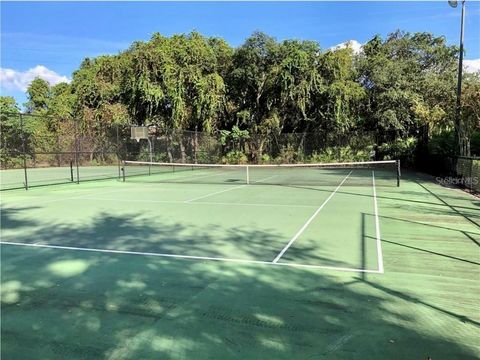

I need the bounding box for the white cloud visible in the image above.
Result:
[464,59,480,74]
[0,65,70,91]
[329,40,363,54]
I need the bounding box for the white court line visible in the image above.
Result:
[372,171,384,273]
[77,197,317,209]
[162,170,231,183]
[0,241,381,273]
[4,170,229,205]
[184,184,247,203]
[184,174,279,203]
[272,171,352,263]
[9,188,130,206]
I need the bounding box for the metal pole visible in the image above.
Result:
[20,114,28,190]
[116,124,121,179]
[396,160,401,187]
[75,120,80,184]
[455,0,466,156]
[148,138,153,175]
[148,138,153,163]
[194,127,198,164]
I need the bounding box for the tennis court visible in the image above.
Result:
[1,163,479,359]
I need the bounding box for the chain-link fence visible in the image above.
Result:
[454,156,480,193]
[0,113,122,190]
[1,112,379,190]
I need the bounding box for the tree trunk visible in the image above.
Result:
[179,134,186,163]
[167,134,173,163]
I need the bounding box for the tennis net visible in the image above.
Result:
[121,160,400,187]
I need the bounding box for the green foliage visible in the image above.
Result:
[219,126,249,153]
[4,30,479,167]
[275,144,302,164]
[25,78,51,114]
[310,146,373,163]
[378,137,418,166]
[196,150,221,164]
[460,73,480,155]
[358,31,457,141]
[428,131,455,156]
[470,132,480,156]
[260,154,271,164]
[221,150,248,164]
[0,100,23,168]
[0,96,20,114]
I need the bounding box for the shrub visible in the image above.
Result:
[309,145,374,163]
[275,145,301,164]
[471,131,480,156]
[378,137,417,166]
[260,154,271,164]
[428,131,455,156]
[221,150,248,164]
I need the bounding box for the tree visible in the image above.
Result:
[228,32,283,161]
[0,96,20,114]
[25,78,51,114]
[358,31,458,144]
[0,97,26,167]
[4,30,478,165]
[316,47,365,140]
[460,73,480,155]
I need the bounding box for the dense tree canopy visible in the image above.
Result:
[2,30,479,164]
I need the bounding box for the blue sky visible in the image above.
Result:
[1,1,479,107]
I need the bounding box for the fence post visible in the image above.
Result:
[116,124,121,179]
[20,114,28,190]
[74,119,80,184]
[469,157,474,190]
[56,131,61,167]
[397,160,401,187]
[194,128,198,164]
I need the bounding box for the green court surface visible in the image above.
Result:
[1,169,479,359]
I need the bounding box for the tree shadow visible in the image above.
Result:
[0,206,41,229]
[2,211,479,359]
[372,236,480,266]
[415,180,480,230]
[279,183,480,213]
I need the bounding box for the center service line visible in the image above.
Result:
[272,171,352,263]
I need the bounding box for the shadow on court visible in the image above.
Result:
[1,211,479,359]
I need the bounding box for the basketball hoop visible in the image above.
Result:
[131,126,149,141]
[130,125,153,163]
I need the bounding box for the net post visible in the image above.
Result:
[396,160,401,187]
[70,160,74,182]
[246,165,250,185]
[121,161,126,182]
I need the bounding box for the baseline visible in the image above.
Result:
[0,241,382,274]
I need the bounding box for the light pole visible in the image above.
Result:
[449,0,467,156]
